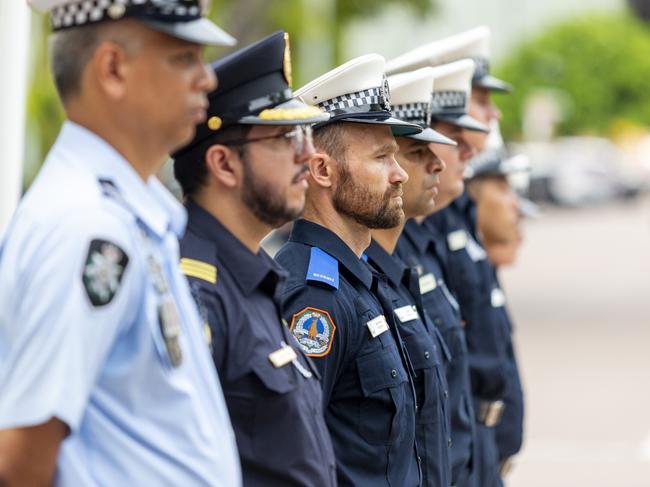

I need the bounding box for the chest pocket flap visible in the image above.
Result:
[251,358,297,395]
[357,348,407,395]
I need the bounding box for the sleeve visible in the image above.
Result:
[0,208,141,432]
[281,283,352,405]
[185,277,228,373]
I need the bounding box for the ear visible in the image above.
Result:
[205,144,241,189]
[92,41,130,101]
[307,152,334,189]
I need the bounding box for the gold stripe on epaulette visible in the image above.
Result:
[180,258,217,284]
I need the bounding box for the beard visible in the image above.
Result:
[241,153,304,228]
[332,161,404,229]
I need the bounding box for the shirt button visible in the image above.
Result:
[417,455,422,464]
[391,369,397,378]
[424,351,430,360]
[434,318,442,325]
[444,390,449,399]
[448,438,453,447]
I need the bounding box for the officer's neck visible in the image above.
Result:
[302,203,370,258]
[67,105,168,181]
[194,191,268,254]
[371,219,406,255]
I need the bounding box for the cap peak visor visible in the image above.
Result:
[141,17,236,46]
[315,112,421,137]
[474,74,512,93]
[408,127,456,146]
[434,113,489,133]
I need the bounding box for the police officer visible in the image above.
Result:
[366,68,457,487]
[465,124,529,479]
[0,2,240,486]
[388,53,494,487]
[171,31,337,487]
[275,54,424,487]
[422,27,526,481]
[465,124,531,267]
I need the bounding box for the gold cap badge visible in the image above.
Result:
[207,116,222,131]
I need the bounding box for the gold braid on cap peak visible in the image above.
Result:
[258,106,324,121]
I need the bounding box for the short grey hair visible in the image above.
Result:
[49,21,141,103]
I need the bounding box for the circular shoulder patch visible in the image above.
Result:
[290,307,336,357]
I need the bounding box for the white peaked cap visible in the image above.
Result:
[386,68,456,145]
[386,26,490,75]
[387,67,436,106]
[429,59,475,93]
[295,54,386,106]
[429,60,488,133]
[294,54,421,136]
[386,26,511,92]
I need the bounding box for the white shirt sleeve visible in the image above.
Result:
[0,207,142,432]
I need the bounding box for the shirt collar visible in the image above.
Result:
[289,219,373,290]
[58,121,186,238]
[365,239,407,289]
[186,199,285,297]
[402,218,436,254]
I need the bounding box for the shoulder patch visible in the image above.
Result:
[306,247,339,289]
[290,307,336,357]
[180,258,217,284]
[82,239,129,307]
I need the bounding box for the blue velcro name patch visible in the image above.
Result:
[306,247,339,289]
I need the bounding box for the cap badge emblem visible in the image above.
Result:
[207,116,222,131]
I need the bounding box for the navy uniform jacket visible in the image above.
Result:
[396,218,476,485]
[276,219,420,487]
[427,193,524,461]
[365,240,451,487]
[180,202,337,487]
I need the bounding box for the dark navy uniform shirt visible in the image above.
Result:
[396,218,476,485]
[180,202,337,487]
[365,239,452,487]
[426,193,524,461]
[276,219,420,487]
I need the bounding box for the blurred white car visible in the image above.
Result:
[510,137,649,206]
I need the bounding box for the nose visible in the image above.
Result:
[458,138,477,162]
[199,63,217,93]
[391,156,409,185]
[296,132,315,164]
[427,144,447,173]
[490,102,502,122]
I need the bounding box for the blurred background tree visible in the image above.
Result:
[25,0,435,190]
[496,13,650,141]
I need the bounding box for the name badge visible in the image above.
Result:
[419,273,437,294]
[491,288,506,308]
[394,305,419,323]
[367,315,389,338]
[447,230,467,251]
[466,235,487,262]
[268,345,298,368]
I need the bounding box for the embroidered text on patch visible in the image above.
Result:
[290,307,336,357]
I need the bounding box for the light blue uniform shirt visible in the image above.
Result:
[0,122,241,487]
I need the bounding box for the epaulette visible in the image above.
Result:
[98,178,131,211]
[305,247,339,289]
[179,235,218,285]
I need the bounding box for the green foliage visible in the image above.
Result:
[496,13,650,140]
